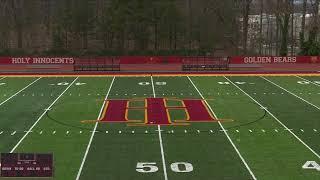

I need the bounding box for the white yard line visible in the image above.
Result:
[76,76,115,180]
[187,76,257,180]
[295,75,320,87]
[261,76,320,111]
[0,77,42,107]
[0,77,6,81]
[10,77,79,153]
[151,75,168,180]
[224,76,320,159]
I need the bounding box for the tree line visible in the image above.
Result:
[0,0,319,56]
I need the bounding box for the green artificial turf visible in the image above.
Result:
[0,75,320,180]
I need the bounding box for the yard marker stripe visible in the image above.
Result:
[0,77,6,81]
[188,76,257,180]
[10,77,79,153]
[296,76,320,87]
[0,77,41,107]
[261,76,320,111]
[76,76,116,180]
[224,76,320,159]
[151,75,168,180]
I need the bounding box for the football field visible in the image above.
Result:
[0,74,320,180]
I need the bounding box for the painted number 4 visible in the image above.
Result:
[302,161,320,171]
[136,162,193,173]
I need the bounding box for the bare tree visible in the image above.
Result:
[300,0,307,43]
[242,0,253,54]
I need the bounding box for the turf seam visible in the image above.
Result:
[10,77,79,153]
[75,76,116,180]
[151,75,169,180]
[0,77,42,107]
[188,76,257,180]
[224,76,320,159]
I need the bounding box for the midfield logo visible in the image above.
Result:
[83,98,222,126]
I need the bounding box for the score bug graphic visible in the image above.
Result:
[83,98,224,126]
[0,153,53,178]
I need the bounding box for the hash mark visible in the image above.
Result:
[52,131,56,134]
[11,131,16,136]
[314,129,318,132]
[105,131,108,134]
[261,129,266,132]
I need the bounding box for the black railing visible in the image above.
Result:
[182,56,230,71]
[74,57,120,71]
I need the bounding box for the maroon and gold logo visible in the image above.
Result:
[310,56,319,64]
[83,98,223,126]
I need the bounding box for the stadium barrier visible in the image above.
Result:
[0,57,74,72]
[0,56,319,73]
[229,56,320,72]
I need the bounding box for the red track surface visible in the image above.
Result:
[0,70,319,76]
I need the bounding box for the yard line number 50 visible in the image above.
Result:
[136,162,193,173]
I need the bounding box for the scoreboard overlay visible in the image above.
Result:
[0,153,53,178]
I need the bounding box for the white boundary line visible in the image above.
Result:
[224,76,320,159]
[0,76,6,81]
[10,77,79,152]
[76,76,116,180]
[151,75,168,180]
[187,76,257,180]
[295,75,320,87]
[0,77,42,107]
[261,76,320,110]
